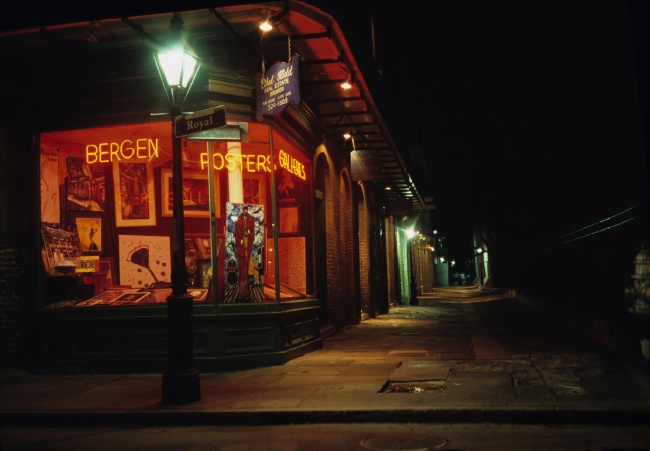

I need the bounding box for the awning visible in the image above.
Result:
[0,0,434,212]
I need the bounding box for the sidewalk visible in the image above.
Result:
[2,288,650,427]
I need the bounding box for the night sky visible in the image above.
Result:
[323,1,650,263]
[3,1,649,265]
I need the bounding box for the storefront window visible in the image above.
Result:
[39,121,313,308]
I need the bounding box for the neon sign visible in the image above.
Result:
[85,138,160,164]
[278,150,306,180]
[199,149,306,180]
[83,136,307,181]
[200,152,271,173]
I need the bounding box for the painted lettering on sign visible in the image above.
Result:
[255,54,301,121]
[185,115,215,132]
[85,138,160,164]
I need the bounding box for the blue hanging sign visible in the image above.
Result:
[255,54,301,122]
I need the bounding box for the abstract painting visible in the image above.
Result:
[118,235,170,289]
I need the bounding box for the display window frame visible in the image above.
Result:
[38,121,314,308]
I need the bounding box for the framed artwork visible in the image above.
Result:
[188,287,209,302]
[70,212,102,255]
[98,257,116,286]
[75,255,99,273]
[112,161,156,227]
[65,156,106,212]
[118,235,170,289]
[41,222,83,273]
[223,202,265,303]
[243,173,266,205]
[276,168,298,205]
[161,167,220,218]
[187,234,215,260]
[279,206,299,234]
[113,292,151,303]
[40,145,60,223]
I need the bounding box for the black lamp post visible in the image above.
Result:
[153,12,201,405]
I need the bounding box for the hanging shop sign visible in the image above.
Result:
[351,150,382,181]
[255,54,301,122]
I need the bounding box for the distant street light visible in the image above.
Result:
[405,228,418,306]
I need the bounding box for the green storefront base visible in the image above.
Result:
[27,299,322,374]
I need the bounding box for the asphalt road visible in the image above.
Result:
[2,423,650,450]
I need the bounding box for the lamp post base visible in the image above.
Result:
[162,293,200,405]
[162,369,200,405]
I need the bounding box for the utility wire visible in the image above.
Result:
[504,205,639,261]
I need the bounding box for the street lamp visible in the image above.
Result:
[153,12,201,405]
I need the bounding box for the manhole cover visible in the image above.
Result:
[361,435,448,450]
[381,380,447,393]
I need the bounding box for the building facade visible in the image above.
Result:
[0,1,432,373]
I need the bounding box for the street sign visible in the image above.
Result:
[186,122,248,142]
[174,107,226,138]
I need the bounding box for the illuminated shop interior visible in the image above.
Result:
[40,120,313,308]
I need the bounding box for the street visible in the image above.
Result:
[2,423,650,450]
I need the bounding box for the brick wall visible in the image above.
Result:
[0,130,36,368]
[338,172,356,326]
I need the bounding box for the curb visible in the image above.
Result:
[4,407,650,427]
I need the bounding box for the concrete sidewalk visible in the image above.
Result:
[2,289,650,427]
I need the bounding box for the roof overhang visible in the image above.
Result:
[0,0,432,212]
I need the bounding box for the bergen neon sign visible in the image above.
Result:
[199,149,306,180]
[85,138,160,164]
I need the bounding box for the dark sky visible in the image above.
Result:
[3,1,649,263]
[324,1,650,260]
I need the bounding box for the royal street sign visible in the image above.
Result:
[174,106,227,138]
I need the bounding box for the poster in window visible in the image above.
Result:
[71,213,102,255]
[40,145,60,223]
[112,161,156,227]
[223,202,265,303]
[242,174,266,206]
[279,206,299,234]
[66,156,105,212]
[276,168,297,205]
[41,222,83,273]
